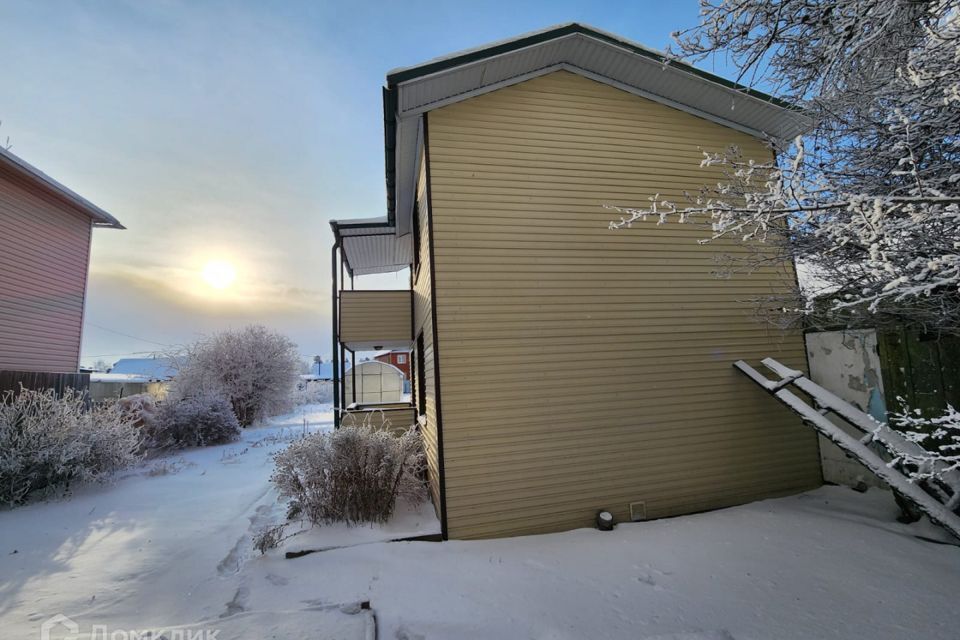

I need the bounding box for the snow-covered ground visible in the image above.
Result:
[1,403,959,639]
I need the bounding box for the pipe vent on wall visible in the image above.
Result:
[629,501,647,522]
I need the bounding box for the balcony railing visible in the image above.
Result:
[338,290,412,351]
[341,402,417,435]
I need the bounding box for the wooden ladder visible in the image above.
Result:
[734,357,960,541]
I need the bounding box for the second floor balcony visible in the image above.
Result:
[338,289,412,351]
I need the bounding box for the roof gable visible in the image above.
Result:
[0,146,124,229]
[384,23,807,237]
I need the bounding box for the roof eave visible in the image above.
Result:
[0,146,124,229]
[381,23,808,236]
[387,23,797,111]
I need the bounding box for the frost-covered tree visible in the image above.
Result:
[170,325,300,426]
[878,403,960,485]
[610,0,960,335]
[0,119,11,150]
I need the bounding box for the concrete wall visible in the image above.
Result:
[805,329,887,488]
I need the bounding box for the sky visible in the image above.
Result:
[0,0,729,368]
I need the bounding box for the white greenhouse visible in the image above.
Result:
[343,360,405,405]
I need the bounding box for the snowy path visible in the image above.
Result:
[0,403,411,639]
[2,403,960,639]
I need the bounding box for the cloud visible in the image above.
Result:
[89,262,327,315]
[82,266,331,366]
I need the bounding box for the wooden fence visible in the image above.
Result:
[0,370,91,399]
[877,329,960,417]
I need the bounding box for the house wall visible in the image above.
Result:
[411,153,444,515]
[426,71,822,539]
[0,163,93,373]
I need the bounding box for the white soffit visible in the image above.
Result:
[332,219,412,276]
[389,29,809,239]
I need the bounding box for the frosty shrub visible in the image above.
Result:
[116,393,162,443]
[253,523,288,554]
[271,422,426,525]
[0,388,142,506]
[150,393,242,449]
[170,325,300,426]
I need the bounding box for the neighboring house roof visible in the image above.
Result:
[110,356,178,380]
[0,146,124,229]
[332,23,808,276]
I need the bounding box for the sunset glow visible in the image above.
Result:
[201,260,236,290]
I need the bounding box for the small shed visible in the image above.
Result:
[89,372,167,402]
[343,360,404,404]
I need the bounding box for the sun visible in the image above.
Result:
[201,260,236,290]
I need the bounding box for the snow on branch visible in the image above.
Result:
[611,0,960,335]
[874,403,960,486]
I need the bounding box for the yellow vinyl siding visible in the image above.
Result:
[338,290,411,348]
[412,154,442,513]
[427,70,820,539]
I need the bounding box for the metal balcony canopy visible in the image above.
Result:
[331,217,412,276]
[383,22,810,237]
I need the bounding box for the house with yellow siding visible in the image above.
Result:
[330,24,822,540]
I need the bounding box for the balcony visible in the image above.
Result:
[341,402,417,435]
[338,290,412,351]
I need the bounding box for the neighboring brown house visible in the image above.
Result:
[375,350,411,379]
[0,146,123,373]
[330,24,821,540]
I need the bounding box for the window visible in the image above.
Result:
[415,333,426,415]
[397,354,407,364]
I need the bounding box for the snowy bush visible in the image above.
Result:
[169,325,300,426]
[117,393,161,436]
[148,393,242,449]
[0,388,142,506]
[271,420,426,526]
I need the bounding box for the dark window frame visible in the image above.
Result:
[415,332,426,416]
[412,197,422,277]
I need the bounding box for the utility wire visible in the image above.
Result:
[82,349,163,359]
[86,322,172,347]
